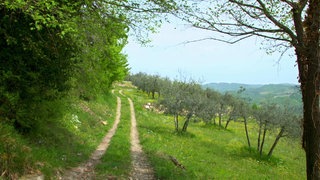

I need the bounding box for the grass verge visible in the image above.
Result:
[95,90,131,179]
[0,92,117,179]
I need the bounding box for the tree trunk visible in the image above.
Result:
[219,104,223,127]
[260,124,267,157]
[152,91,155,99]
[174,114,179,132]
[182,113,192,132]
[257,122,262,151]
[267,127,285,158]
[244,116,251,148]
[224,116,232,129]
[296,2,320,179]
[219,112,222,127]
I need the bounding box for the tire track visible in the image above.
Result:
[128,98,155,180]
[61,96,122,180]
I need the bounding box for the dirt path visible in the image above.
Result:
[60,91,154,179]
[61,96,122,180]
[128,98,155,180]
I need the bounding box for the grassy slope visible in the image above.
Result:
[31,94,118,177]
[123,85,306,179]
[0,93,117,178]
[1,84,306,179]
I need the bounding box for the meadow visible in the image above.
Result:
[121,84,306,179]
[0,83,306,179]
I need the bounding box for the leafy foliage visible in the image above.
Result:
[129,72,302,155]
[0,4,77,132]
[124,83,306,179]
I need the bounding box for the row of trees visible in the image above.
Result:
[126,1,319,177]
[158,1,319,178]
[128,72,301,158]
[0,1,130,133]
[0,0,173,133]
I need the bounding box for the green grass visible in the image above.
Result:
[95,91,131,179]
[0,92,117,178]
[123,86,306,179]
[31,93,117,177]
[1,83,306,179]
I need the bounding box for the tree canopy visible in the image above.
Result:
[161,1,319,178]
[0,0,170,132]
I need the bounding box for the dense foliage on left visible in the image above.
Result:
[0,0,129,178]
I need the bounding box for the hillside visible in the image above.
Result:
[203,82,302,105]
[203,82,264,92]
[122,83,306,179]
[1,83,306,179]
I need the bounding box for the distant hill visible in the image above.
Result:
[203,82,302,106]
[203,83,263,92]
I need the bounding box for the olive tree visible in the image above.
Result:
[167,1,319,178]
[195,88,220,125]
[267,105,302,157]
[159,79,203,132]
[159,80,185,131]
[253,103,301,157]
[253,103,279,156]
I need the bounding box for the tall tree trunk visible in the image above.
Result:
[260,124,267,157]
[267,127,285,158]
[296,1,320,179]
[244,116,251,148]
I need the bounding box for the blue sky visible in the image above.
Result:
[124,22,299,85]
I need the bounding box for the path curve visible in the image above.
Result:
[61,96,122,180]
[128,98,155,180]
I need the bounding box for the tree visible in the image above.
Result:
[253,103,301,157]
[233,98,252,148]
[223,93,238,129]
[158,78,204,132]
[169,1,319,178]
[213,90,225,127]
[0,1,81,132]
[267,105,302,157]
[180,81,203,132]
[195,88,220,125]
[159,80,185,132]
[73,3,129,100]
[252,103,279,156]
[1,0,167,131]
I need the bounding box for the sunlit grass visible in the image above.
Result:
[124,87,306,179]
[2,83,305,179]
[95,92,131,179]
[32,93,117,177]
[0,92,117,178]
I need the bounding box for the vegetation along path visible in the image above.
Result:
[61,96,122,179]
[61,90,154,179]
[128,97,155,179]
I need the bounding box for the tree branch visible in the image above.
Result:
[256,0,297,41]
